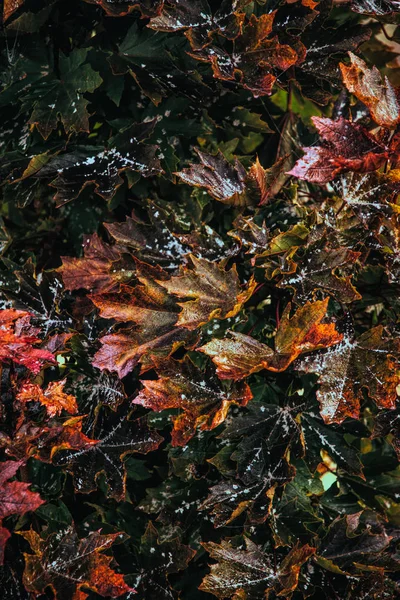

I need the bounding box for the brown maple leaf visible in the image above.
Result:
[158,255,256,330]
[91,260,195,377]
[340,53,400,128]
[20,525,132,600]
[59,233,135,293]
[200,298,342,379]
[17,380,78,418]
[133,357,252,446]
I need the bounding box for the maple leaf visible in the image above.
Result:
[20,525,132,600]
[331,171,400,226]
[17,380,78,418]
[221,397,305,486]
[200,298,342,379]
[0,309,55,373]
[200,538,315,599]
[288,117,391,184]
[38,121,163,206]
[191,12,300,97]
[133,356,252,446]
[91,261,195,377]
[158,255,256,330]
[0,460,44,565]
[278,242,362,303]
[317,512,391,574]
[149,0,246,50]
[175,149,248,206]
[28,49,102,140]
[340,52,400,128]
[52,409,162,500]
[59,233,135,293]
[299,326,400,423]
[104,204,188,270]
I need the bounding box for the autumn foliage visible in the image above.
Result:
[1,0,400,599]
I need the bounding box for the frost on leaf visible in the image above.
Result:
[0,460,44,564]
[190,12,299,97]
[158,255,256,330]
[278,242,361,303]
[200,298,342,379]
[176,149,248,206]
[0,309,55,373]
[17,379,78,417]
[299,326,400,423]
[20,525,132,600]
[133,356,252,446]
[331,171,400,226]
[134,521,195,598]
[288,117,391,184]
[200,538,315,599]
[340,52,400,128]
[38,121,163,206]
[28,49,103,140]
[51,409,162,500]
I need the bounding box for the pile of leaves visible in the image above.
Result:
[2,0,400,598]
